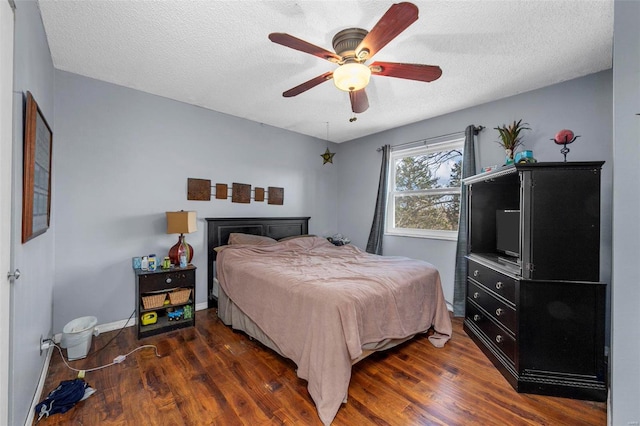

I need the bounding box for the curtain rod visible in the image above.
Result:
[377,125,484,152]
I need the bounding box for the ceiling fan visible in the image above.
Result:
[269,2,442,114]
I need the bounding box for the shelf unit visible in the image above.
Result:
[135,265,196,339]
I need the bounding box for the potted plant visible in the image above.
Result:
[494,119,530,164]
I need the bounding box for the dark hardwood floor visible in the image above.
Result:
[37,309,606,425]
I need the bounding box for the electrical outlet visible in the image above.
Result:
[40,335,52,355]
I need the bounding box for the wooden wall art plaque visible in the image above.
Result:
[268,187,284,205]
[232,183,251,203]
[187,178,211,201]
[187,178,284,206]
[215,183,228,200]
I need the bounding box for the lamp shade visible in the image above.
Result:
[333,62,371,92]
[166,211,197,234]
[166,211,197,266]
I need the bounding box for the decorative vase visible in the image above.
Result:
[505,148,514,165]
[168,234,193,267]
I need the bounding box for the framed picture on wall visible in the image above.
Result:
[22,91,53,243]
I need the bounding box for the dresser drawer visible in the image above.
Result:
[466,302,516,363]
[139,269,195,293]
[468,259,516,303]
[468,280,516,333]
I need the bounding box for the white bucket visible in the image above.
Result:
[61,316,98,360]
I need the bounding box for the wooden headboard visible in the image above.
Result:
[205,217,310,308]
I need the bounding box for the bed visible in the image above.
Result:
[206,217,452,425]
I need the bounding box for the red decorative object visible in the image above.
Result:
[168,234,193,266]
[553,129,575,144]
[551,129,580,162]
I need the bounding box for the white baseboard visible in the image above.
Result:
[195,301,208,312]
[33,302,211,424]
[25,346,53,426]
[95,301,209,334]
[53,302,210,342]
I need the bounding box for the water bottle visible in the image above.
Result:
[148,254,157,271]
[177,237,188,268]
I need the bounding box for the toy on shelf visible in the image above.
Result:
[141,312,157,325]
[183,305,193,320]
[167,308,184,321]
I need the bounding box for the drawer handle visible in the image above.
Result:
[495,335,504,344]
[165,277,172,284]
[495,281,504,290]
[495,308,504,316]
[473,270,479,277]
[473,292,480,299]
[473,314,481,321]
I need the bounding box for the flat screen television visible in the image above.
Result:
[496,209,520,258]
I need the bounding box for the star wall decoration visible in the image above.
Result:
[321,147,335,165]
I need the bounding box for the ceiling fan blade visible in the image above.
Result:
[355,2,419,60]
[349,89,369,113]
[269,33,341,63]
[282,72,333,97]
[370,61,442,82]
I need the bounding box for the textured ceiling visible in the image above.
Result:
[37,0,613,143]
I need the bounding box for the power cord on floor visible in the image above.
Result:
[83,309,137,361]
[47,342,161,374]
[41,309,160,376]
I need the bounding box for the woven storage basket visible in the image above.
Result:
[169,288,191,305]
[142,293,166,310]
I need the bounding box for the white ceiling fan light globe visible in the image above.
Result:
[333,63,371,92]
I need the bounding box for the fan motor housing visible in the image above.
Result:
[332,28,368,58]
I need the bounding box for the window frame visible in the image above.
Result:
[385,137,465,241]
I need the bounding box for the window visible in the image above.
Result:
[386,137,465,240]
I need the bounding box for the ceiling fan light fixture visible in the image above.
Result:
[333,62,371,92]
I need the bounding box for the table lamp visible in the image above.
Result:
[166,211,197,266]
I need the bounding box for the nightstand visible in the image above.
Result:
[135,265,196,339]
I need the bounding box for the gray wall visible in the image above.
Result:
[337,70,613,310]
[11,1,55,425]
[611,1,640,424]
[52,70,339,332]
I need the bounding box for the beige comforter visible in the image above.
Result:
[216,236,452,425]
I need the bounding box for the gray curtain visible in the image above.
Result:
[366,144,391,255]
[453,125,479,316]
